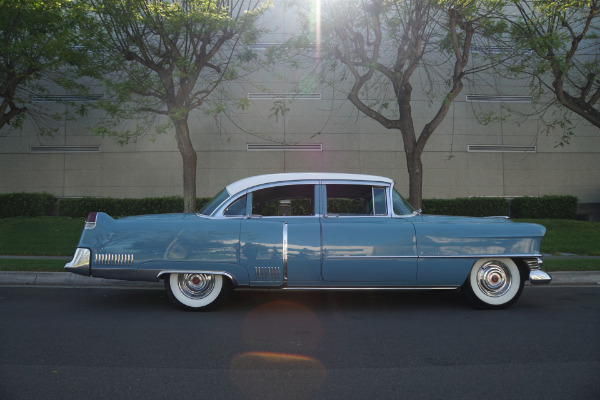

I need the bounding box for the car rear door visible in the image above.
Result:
[320,182,418,284]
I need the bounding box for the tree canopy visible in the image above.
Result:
[85,0,270,212]
[287,0,507,208]
[0,0,95,132]
[507,0,599,143]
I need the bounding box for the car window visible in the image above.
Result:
[326,184,387,215]
[392,188,414,215]
[223,195,247,216]
[251,184,315,217]
[198,188,229,216]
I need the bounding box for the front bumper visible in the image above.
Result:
[525,257,552,285]
[65,248,91,276]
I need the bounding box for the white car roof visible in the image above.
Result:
[226,173,394,195]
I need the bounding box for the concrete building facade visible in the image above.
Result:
[1,3,598,213]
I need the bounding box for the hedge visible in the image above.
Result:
[0,192,581,219]
[58,196,212,218]
[510,195,578,219]
[0,192,55,218]
[422,197,509,217]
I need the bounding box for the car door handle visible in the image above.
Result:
[246,214,263,219]
[324,213,339,218]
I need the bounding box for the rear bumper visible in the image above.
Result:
[65,248,91,276]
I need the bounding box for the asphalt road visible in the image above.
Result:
[0,286,598,400]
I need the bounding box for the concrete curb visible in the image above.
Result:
[1,271,599,287]
[0,272,161,288]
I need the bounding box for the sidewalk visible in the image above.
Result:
[0,271,599,287]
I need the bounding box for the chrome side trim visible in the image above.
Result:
[254,266,281,280]
[94,253,134,267]
[156,270,238,287]
[524,257,543,270]
[418,253,542,259]
[282,222,288,285]
[327,253,542,260]
[283,286,459,291]
[64,248,91,276]
[325,255,416,260]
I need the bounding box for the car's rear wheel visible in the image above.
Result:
[164,273,231,311]
[462,258,524,309]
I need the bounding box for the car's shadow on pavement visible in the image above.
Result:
[222,288,469,312]
[72,286,470,312]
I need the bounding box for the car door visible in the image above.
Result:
[240,182,322,287]
[320,182,418,284]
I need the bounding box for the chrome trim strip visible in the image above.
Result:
[326,253,542,260]
[94,253,134,267]
[418,253,543,259]
[156,270,238,287]
[283,286,459,291]
[325,255,416,260]
[282,222,288,285]
[524,257,543,270]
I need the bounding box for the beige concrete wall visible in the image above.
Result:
[1,5,598,204]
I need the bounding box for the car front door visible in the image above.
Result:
[240,182,322,287]
[320,182,418,284]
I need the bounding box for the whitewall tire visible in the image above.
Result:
[462,258,524,309]
[164,273,231,311]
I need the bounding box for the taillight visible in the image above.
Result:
[85,212,98,229]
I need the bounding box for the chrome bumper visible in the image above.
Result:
[525,257,552,285]
[65,248,91,276]
[529,269,552,285]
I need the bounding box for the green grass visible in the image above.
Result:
[516,219,600,256]
[0,217,598,271]
[0,217,83,256]
[0,259,66,272]
[543,258,600,272]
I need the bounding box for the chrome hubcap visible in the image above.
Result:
[177,273,215,300]
[476,260,512,297]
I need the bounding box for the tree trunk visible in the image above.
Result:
[172,117,197,213]
[406,151,423,211]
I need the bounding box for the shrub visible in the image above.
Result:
[510,195,578,219]
[0,192,55,218]
[58,197,212,218]
[422,197,509,217]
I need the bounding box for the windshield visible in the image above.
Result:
[198,188,230,216]
[392,188,414,215]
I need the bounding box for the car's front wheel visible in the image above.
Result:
[462,258,524,309]
[164,273,231,311]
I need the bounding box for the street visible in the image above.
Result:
[1,285,599,399]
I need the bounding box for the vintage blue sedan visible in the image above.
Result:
[65,173,551,310]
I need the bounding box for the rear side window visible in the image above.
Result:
[251,184,315,217]
[326,184,387,215]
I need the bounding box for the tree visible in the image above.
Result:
[506,0,599,143]
[0,0,94,132]
[290,0,507,209]
[86,0,269,212]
